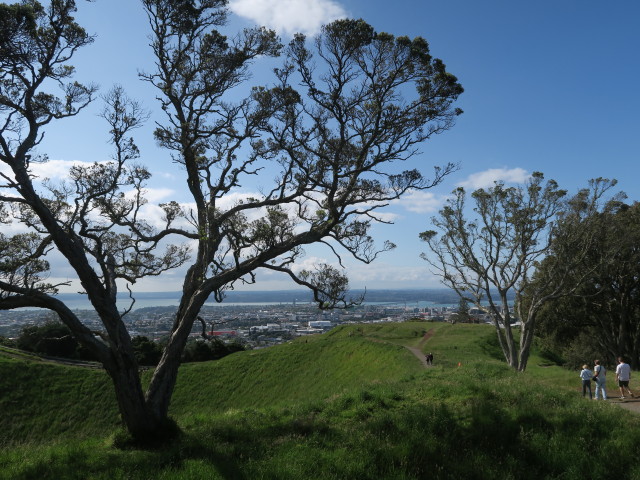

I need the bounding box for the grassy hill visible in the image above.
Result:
[1,322,640,479]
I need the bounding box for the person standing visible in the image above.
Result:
[615,357,635,399]
[593,359,607,400]
[427,353,433,365]
[580,364,593,399]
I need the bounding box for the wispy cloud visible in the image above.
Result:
[345,262,442,289]
[229,0,348,36]
[457,167,530,190]
[395,190,446,214]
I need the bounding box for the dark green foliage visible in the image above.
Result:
[0,2,38,49]
[457,297,470,320]
[558,330,609,370]
[0,0,95,123]
[535,338,565,367]
[131,336,162,366]
[182,340,213,363]
[449,297,471,324]
[16,321,95,360]
[181,338,245,363]
[224,340,245,355]
[534,192,640,368]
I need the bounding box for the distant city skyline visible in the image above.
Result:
[13,0,640,294]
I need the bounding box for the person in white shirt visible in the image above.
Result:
[593,359,607,400]
[615,357,635,399]
[580,364,593,399]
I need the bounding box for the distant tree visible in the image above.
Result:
[182,340,214,363]
[16,321,94,359]
[182,337,244,362]
[131,336,163,366]
[224,339,246,355]
[452,297,470,324]
[420,174,610,371]
[0,1,462,442]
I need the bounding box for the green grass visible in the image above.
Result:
[0,321,637,479]
[0,354,120,446]
[169,326,422,416]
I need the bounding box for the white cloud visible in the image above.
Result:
[395,190,445,214]
[290,255,331,274]
[229,0,348,36]
[142,187,175,203]
[457,167,530,190]
[370,211,400,223]
[344,261,442,289]
[123,187,175,204]
[213,191,262,210]
[23,159,88,180]
[157,171,179,181]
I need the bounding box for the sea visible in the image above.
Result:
[47,292,457,311]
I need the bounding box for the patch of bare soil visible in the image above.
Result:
[417,328,435,349]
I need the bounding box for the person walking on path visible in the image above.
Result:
[580,364,593,399]
[593,359,607,400]
[616,357,635,399]
[425,353,433,366]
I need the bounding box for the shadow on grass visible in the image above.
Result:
[477,330,505,361]
[7,382,640,480]
[8,413,334,480]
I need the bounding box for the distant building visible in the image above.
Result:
[309,320,332,329]
[207,330,238,337]
[296,327,324,335]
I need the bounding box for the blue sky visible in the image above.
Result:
[27,0,640,293]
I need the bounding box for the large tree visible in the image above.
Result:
[420,174,606,371]
[535,195,640,368]
[0,0,462,441]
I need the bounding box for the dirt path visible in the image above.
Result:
[590,387,640,414]
[407,346,430,367]
[406,328,435,367]
[613,398,640,414]
[418,328,435,349]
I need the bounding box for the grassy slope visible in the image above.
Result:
[1,322,639,480]
[0,348,120,445]
[168,325,423,417]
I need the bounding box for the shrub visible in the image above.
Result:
[0,336,15,347]
[131,336,163,366]
[182,338,246,363]
[16,322,95,360]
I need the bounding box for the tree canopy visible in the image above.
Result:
[420,174,614,371]
[534,193,640,369]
